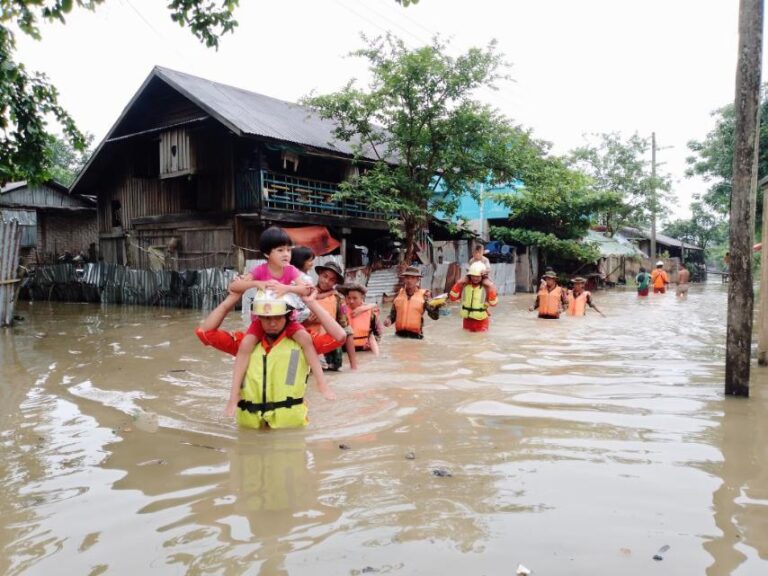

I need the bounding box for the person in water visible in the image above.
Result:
[566,277,604,316]
[228,226,330,397]
[384,266,439,339]
[304,261,357,371]
[223,292,326,428]
[636,266,651,297]
[449,261,498,332]
[530,270,568,319]
[676,262,691,298]
[338,283,383,354]
[651,261,669,294]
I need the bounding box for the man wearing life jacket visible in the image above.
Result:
[566,277,604,316]
[338,283,383,354]
[304,261,357,371]
[195,287,347,358]
[449,261,498,332]
[530,270,568,319]
[651,261,669,294]
[223,292,320,428]
[384,266,439,339]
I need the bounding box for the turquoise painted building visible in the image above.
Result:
[433,180,520,237]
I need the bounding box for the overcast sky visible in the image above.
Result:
[13,0,768,221]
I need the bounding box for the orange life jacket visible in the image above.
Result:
[349,308,374,349]
[538,285,564,317]
[394,288,426,334]
[651,269,668,289]
[567,290,590,316]
[304,293,338,336]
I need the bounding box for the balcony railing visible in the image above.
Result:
[260,170,388,221]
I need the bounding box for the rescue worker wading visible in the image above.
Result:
[449,261,498,332]
[224,291,311,429]
[384,266,439,339]
[530,270,568,319]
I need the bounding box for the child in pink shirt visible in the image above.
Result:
[228,227,334,404]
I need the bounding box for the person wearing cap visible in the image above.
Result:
[304,261,357,371]
[566,277,604,316]
[449,261,498,332]
[635,266,651,297]
[384,266,438,339]
[530,270,568,319]
[338,283,383,354]
[651,261,669,294]
[224,291,335,428]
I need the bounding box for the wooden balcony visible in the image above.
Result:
[260,171,388,221]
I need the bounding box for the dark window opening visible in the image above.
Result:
[111,200,123,228]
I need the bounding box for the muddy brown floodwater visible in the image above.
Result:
[1,283,767,575]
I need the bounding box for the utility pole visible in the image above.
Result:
[725,0,763,397]
[650,132,657,262]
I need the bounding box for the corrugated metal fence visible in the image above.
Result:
[1,219,23,326]
[20,262,237,310]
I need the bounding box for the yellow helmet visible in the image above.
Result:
[251,290,291,317]
[468,262,486,277]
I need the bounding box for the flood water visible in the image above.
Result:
[1,283,767,575]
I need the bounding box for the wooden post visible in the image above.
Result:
[725,0,763,396]
[650,132,657,261]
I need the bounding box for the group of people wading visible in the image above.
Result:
[195,226,685,431]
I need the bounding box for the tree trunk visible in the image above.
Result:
[726,0,763,397]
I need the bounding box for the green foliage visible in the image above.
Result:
[46,132,93,186]
[662,200,728,251]
[567,132,672,234]
[304,33,539,261]
[686,94,768,216]
[490,226,600,262]
[0,1,239,185]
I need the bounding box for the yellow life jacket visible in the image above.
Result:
[349,308,373,349]
[460,284,489,320]
[237,335,309,429]
[567,290,590,316]
[538,285,564,317]
[394,288,426,334]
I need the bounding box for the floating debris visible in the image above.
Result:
[432,467,452,477]
[180,441,225,453]
[516,564,531,575]
[653,544,670,561]
[168,369,187,373]
[136,458,168,467]
[405,451,416,460]
[339,443,351,450]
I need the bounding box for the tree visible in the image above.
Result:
[686,94,768,216]
[1,0,239,185]
[47,132,93,186]
[304,33,541,263]
[662,200,727,251]
[490,155,615,263]
[566,132,672,235]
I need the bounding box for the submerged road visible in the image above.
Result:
[1,283,767,575]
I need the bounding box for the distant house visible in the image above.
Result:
[619,227,704,261]
[0,180,96,266]
[70,66,392,270]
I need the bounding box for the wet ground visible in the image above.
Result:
[1,283,767,575]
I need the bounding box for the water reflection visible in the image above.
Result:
[0,286,767,574]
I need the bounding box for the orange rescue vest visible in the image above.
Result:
[538,286,564,317]
[651,269,668,289]
[393,288,426,334]
[567,290,590,316]
[349,308,374,349]
[304,293,338,336]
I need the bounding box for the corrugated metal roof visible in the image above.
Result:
[154,67,377,160]
[585,230,644,257]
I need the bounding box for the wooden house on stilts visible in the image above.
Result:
[71,66,392,271]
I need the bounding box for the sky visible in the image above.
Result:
[12,0,768,222]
